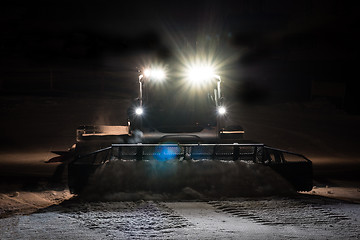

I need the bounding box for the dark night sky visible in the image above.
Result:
[0,0,358,111]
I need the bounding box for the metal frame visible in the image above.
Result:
[72,143,311,165]
[69,143,313,192]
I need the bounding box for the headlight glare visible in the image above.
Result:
[135,107,143,115]
[187,65,215,84]
[218,106,226,115]
[143,68,166,81]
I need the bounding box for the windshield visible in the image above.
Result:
[142,78,217,132]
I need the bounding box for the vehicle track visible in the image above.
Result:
[60,201,192,239]
[208,196,359,239]
[210,199,349,226]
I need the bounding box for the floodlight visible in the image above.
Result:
[143,68,166,81]
[135,107,143,115]
[217,106,226,115]
[186,65,215,84]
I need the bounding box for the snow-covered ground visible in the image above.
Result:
[1,197,359,239]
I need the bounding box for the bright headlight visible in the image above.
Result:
[144,69,151,78]
[187,65,215,84]
[135,107,143,115]
[143,68,166,81]
[217,106,226,115]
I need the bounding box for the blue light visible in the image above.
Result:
[153,144,180,161]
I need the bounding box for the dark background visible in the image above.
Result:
[0,0,358,113]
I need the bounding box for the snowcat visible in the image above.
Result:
[53,64,313,195]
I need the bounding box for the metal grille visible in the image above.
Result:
[191,145,214,159]
[214,145,234,160]
[74,143,311,166]
[120,146,138,160]
[109,144,266,162]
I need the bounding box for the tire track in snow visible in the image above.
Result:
[61,201,191,239]
[208,196,360,239]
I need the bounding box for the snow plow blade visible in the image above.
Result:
[68,143,312,195]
